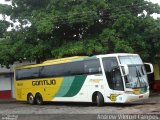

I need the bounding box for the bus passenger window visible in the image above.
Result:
[84,59,102,75]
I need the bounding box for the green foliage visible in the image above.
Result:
[52,38,105,58]
[0,4,12,15]
[0,0,160,66]
[0,20,9,37]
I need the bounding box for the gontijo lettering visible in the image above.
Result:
[32,80,56,86]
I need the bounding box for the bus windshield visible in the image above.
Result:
[119,56,148,89]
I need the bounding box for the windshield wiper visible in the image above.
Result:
[136,66,147,88]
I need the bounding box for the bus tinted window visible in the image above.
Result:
[16,67,41,80]
[16,58,101,80]
[40,61,84,77]
[41,64,67,77]
[84,59,102,74]
[66,61,85,75]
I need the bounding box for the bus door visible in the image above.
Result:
[102,57,124,98]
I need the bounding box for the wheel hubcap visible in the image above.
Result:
[97,96,99,104]
[29,96,34,102]
[37,97,41,103]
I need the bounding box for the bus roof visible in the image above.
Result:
[96,53,138,58]
[15,53,139,69]
[43,56,88,64]
[15,56,88,69]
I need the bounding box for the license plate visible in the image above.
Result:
[139,95,143,98]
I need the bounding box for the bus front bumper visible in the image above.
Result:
[105,91,150,103]
[121,91,149,103]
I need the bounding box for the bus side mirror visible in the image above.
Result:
[144,63,153,74]
[120,64,129,76]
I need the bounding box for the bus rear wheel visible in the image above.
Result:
[35,93,43,105]
[96,92,104,107]
[27,93,35,105]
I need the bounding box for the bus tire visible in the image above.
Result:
[35,93,43,105]
[27,93,35,105]
[96,92,104,107]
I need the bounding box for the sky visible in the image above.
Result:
[0,0,11,5]
[148,0,160,19]
[149,0,160,4]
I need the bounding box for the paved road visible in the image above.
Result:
[0,94,160,120]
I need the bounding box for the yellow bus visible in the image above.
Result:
[14,53,153,106]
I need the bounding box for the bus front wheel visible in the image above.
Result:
[96,92,104,107]
[27,93,35,105]
[35,93,43,105]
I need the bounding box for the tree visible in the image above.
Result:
[0,0,160,67]
[0,20,9,37]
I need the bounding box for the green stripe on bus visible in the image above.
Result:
[63,75,87,97]
[55,76,75,97]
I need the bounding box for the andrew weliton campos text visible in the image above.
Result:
[97,114,159,120]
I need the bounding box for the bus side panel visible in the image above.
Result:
[15,80,45,101]
[15,74,107,103]
[52,75,87,102]
[43,77,64,101]
[14,77,64,101]
[52,75,105,102]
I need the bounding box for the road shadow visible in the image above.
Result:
[0,95,159,107]
[0,99,157,107]
[31,101,157,107]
